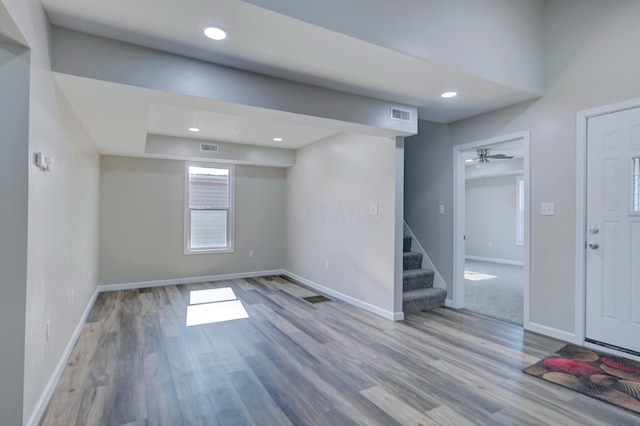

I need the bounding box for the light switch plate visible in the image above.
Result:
[438,204,445,215]
[540,202,555,216]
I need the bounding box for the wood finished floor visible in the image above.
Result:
[40,276,640,426]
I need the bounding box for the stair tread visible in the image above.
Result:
[403,251,422,257]
[403,287,447,301]
[403,268,434,277]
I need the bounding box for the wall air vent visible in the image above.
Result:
[200,143,219,153]
[391,107,412,122]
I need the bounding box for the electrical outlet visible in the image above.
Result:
[325,260,329,270]
[249,250,254,258]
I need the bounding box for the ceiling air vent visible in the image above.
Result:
[200,143,219,153]
[391,107,412,122]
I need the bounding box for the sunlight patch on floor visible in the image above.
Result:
[464,270,497,281]
[186,287,249,326]
[190,287,237,305]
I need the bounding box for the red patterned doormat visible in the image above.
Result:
[524,345,640,414]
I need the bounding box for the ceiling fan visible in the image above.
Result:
[475,148,514,163]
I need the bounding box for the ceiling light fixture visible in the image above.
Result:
[188,127,200,132]
[203,26,228,41]
[273,137,284,142]
[441,91,457,98]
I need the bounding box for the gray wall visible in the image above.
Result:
[99,156,286,285]
[465,175,524,263]
[285,133,398,316]
[2,0,102,423]
[404,120,454,287]
[405,0,640,335]
[0,40,29,426]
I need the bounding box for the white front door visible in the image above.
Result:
[585,107,640,353]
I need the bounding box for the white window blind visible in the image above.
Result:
[185,163,234,253]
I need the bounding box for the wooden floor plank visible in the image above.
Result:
[243,352,324,425]
[360,385,438,426]
[40,276,640,426]
[425,405,477,426]
[142,351,184,426]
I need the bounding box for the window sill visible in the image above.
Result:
[184,247,235,256]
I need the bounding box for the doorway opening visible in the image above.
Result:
[453,132,530,326]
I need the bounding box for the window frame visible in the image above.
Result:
[184,161,235,255]
[632,156,640,214]
[516,176,525,246]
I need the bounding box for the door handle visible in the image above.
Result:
[588,242,599,249]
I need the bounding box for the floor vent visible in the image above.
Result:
[200,143,219,153]
[391,107,411,122]
[303,295,332,304]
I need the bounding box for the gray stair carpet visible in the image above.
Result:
[403,233,446,313]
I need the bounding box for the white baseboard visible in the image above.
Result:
[525,321,578,344]
[26,287,100,426]
[98,269,286,292]
[283,270,403,321]
[465,255,524,266]
[445,298,455,308]
[392,311,405,321]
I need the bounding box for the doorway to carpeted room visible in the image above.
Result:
[464,259,523,325]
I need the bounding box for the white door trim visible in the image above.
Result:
[452,131,530,327]
[575,97,640,347]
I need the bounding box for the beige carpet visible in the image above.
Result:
[464,259,523,325]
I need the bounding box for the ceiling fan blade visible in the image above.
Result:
[486,154,514,159]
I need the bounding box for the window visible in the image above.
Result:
[185,162,234,253]
[633,157,639,213]
[516,176,525,246]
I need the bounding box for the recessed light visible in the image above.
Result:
[188,127,200,132]
[465,159,473,163]
[273,137,284,142]
[203,26,228,41]
[441,91,457,98]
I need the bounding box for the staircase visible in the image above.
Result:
[403,233,447,313]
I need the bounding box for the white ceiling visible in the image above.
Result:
[42,0,541,156]
[148,105,338,150]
